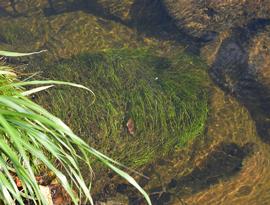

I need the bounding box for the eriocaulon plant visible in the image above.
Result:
[0,50,151,205]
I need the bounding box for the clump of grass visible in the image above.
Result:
[0,50,151,205]
[32,48,209,168]
[0,25,36,45]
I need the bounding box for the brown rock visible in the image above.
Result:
[163,0,270,40]
[208,21,270,143]
[248,26,270,87]
[96,0,134,22]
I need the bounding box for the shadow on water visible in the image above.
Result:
[43,0,126,24]
[0,6,12,17]
[210,18,270,144]
[112,143,254,205]
[41,0,209,54]
[4,0,217,53]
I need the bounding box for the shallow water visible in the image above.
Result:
[1,1,270,205]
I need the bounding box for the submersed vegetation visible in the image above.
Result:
[32,48,209,168]
[0,50,151,205]
[0,24,37,45]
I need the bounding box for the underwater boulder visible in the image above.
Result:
[163,0,270,41]
[210,22,270,143]
[94,0,134,22]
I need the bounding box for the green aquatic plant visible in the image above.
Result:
[0,50,151,205]
[32,48,209,168]
[0,25,36,45]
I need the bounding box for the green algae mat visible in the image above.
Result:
[31,48,209,167]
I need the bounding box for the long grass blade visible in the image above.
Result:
[0,50,47,57]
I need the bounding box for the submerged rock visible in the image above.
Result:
[163,0,270,41]
[95,0,134,22]
[209,22,270,143]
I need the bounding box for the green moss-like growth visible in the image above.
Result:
[33,48,209,167]
[0,24,36,45]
